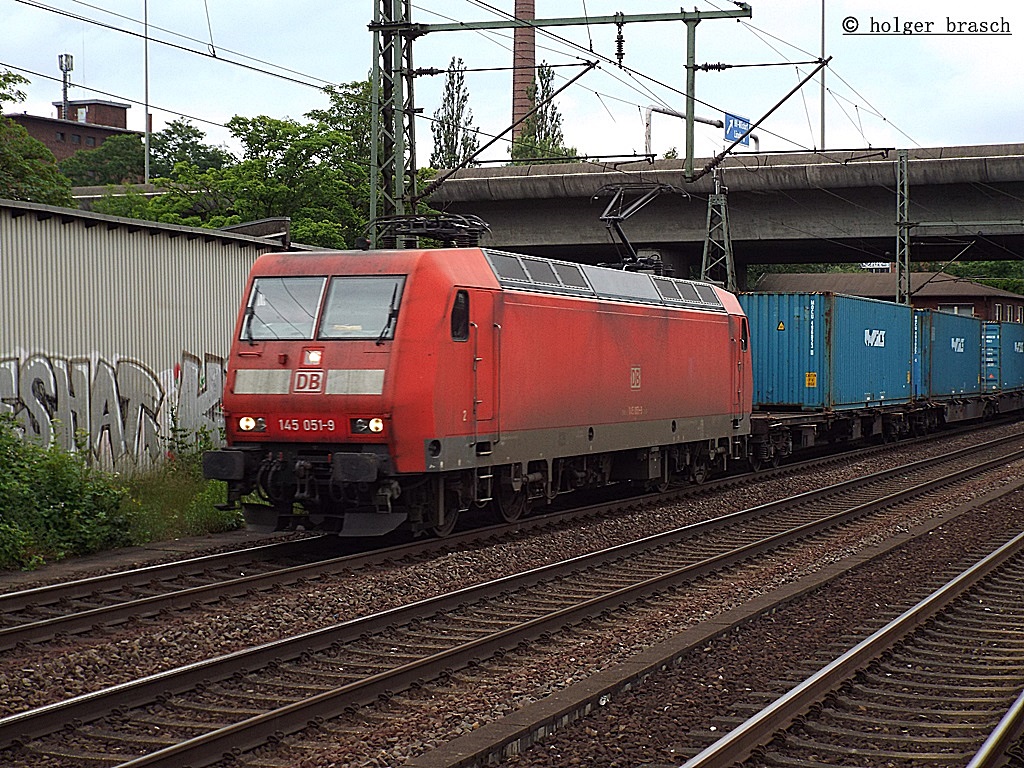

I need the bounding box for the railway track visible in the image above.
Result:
[2,433,1023,767]
[0,428,941,651]
[0,424,1003,652]
[682,529,1024,768]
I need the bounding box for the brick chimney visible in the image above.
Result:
[512,0,535,141]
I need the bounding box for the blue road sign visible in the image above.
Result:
[725,113,750,146]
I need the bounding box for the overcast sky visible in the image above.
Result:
[3,0,1021,162]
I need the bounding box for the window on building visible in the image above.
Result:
[70,134,81,144]
[995,304,1003,322]
[55,131,65,142]
[937,304,975,316]
[1018,306,1023,323]
[85,136,95,147]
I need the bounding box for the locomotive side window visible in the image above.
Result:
[489,253,530,281]
[553,263,588,288]
[451,290,470,341]
[653,277,682,300]
[676,283,701,304]
[523,258,559,285]
[318,276,406,340]
[243,277,326,340]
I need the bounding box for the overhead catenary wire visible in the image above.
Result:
[6,0,960,218]
[12,0,863,167]
[12,0,337,90]
[0,61,229,130]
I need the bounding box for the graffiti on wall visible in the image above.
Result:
[0,350,225,466]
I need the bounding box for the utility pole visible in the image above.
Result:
[701,167,736,291]
[370,0,421,247]
[367,5,753,245]
[896,149,911,304]
[58,54,73,120]
[819,0,825,149]
[143,0,150,183]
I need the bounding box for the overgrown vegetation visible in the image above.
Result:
[0,415,241,571]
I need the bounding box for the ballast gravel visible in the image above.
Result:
[0,422,1022,768]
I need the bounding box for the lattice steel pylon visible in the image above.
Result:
[895,149,911,304]
[367,4,753,249]
[700,168,737,292]
[370,0,419,248]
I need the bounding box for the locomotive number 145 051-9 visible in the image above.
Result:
[279,418,337,432]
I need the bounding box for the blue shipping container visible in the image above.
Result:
[739,292,912,410]
[913,310,982,398]
[983,321,1024,392]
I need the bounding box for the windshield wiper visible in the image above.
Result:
[376,285,400,346]
[243,305,256,345]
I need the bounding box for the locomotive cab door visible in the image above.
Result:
[452,288,501,448]
[731,315,749,425]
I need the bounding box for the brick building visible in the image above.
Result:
[4,99,138,162]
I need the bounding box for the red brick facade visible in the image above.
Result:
[5,99,137,162]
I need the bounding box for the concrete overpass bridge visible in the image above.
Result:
[428,143,1024,285]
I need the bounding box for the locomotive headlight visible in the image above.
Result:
[303,348,323,366]
[351,417,386,434]
[238,416,266,432]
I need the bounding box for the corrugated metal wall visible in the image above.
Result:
[0,202,277,468]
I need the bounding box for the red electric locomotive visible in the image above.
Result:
[203,247,753,536]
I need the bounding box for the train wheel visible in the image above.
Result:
[430,482,462,537]
[430,507,459,537]
[690,455,709,485]
[495,484,528,523]
[749,455,764,473]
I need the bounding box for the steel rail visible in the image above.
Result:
[0,536,325,610]
[967,688,1024,768]
[680,530,1024,768]
[3,437,1022,766]
[3,426,994,650]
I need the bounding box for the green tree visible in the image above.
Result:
[59,134,145,186]
[0,70,74,206]
[149,118,233,178]
[94,113,368,248]
[91,83,377,248]
[305,80,373,220]
[306,80,373,166]
[429,58,481,169]
[0,70,28,103]
[511,63,577,163]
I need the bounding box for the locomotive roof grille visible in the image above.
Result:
[483,249,724,311]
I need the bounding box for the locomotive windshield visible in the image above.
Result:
[318,276,406,341]
[243,277,326,340]
[241,275,406,342]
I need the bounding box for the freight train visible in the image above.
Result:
[202,247,1024,536]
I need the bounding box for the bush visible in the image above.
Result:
[0,413,242,570]
[0,415,131,568]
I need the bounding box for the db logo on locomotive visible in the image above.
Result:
[292,370,325,393]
